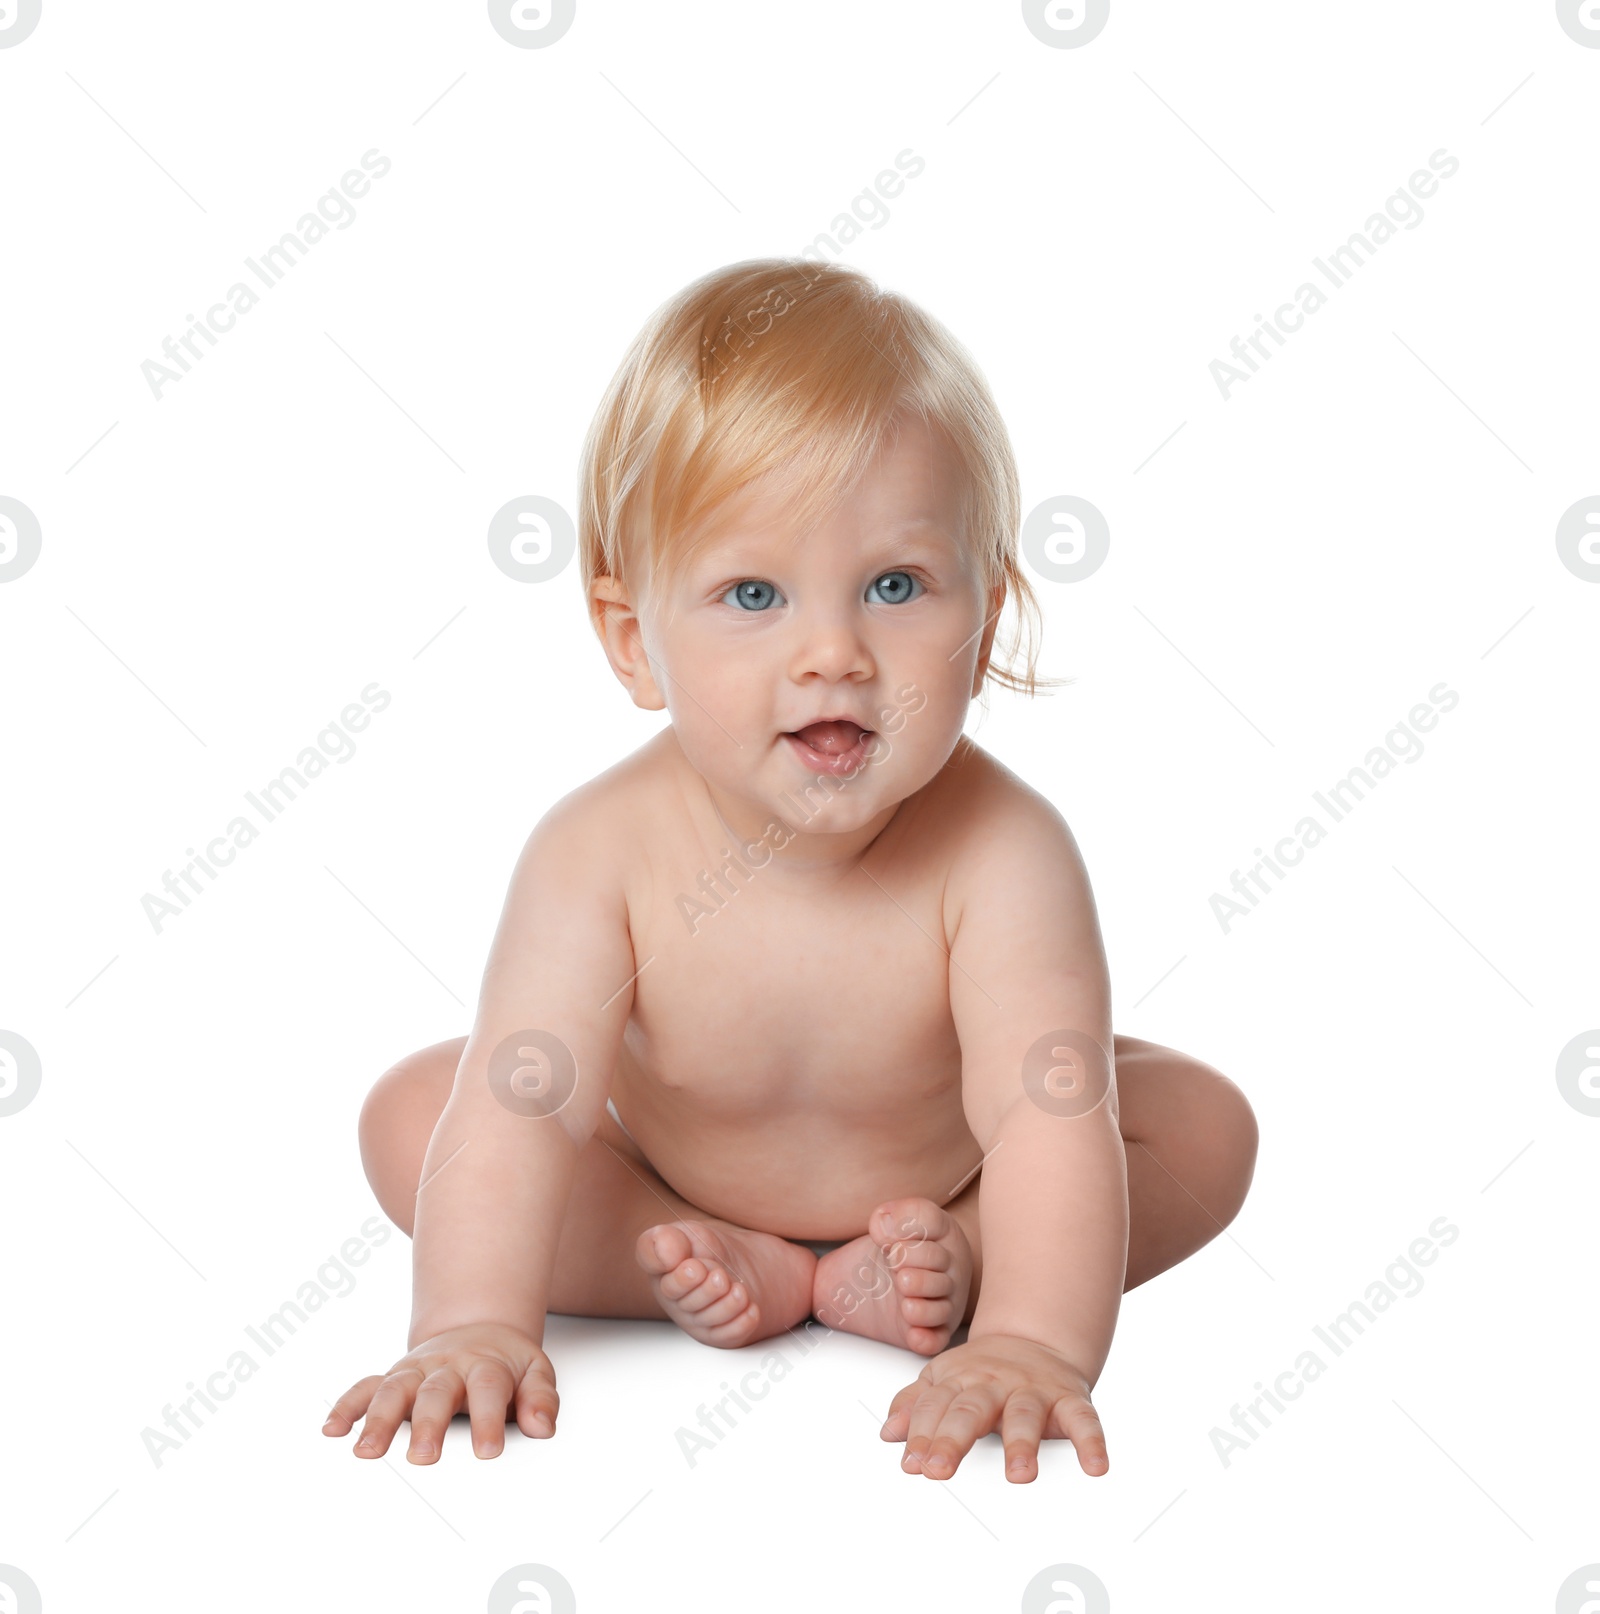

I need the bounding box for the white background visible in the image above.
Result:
[2,2,1596,1610]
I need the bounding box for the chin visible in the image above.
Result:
[776,771,896,827]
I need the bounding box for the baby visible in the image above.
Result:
[323,257,1259,1484]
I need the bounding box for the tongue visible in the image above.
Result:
[793,720,866,754]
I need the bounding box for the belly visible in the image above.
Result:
[611,807,980,1236]
[609,1044,983,1240]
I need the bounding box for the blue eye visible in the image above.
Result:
[721,579,784,611]
[869,570,922,605]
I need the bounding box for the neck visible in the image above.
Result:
[676,738,913,886]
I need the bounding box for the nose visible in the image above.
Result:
[786,600,875,686]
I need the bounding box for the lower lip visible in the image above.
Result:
[783,731,874,776]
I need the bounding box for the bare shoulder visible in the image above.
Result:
[934,737,1083,863]
[494,733,674,939]
[460,745,665,1127]
[528,731,670,854]
[932,739,1097,942]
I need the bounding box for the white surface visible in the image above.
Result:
[1,2,1595,1609]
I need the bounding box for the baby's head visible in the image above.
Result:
[579,257,1058,837]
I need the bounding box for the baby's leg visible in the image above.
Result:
[1109,1033,1259,1288]
[360,1037,817,1346]
[812,1198,976,1356]
[817,1034,1259,1353]
[938,1032,1259,1297]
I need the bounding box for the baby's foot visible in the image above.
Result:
[812,1198,972,1356]
[636,1219,816,1348]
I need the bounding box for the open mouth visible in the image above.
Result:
[782,719,874,775]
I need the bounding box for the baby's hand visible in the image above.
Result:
[878,1333,1108,1483]
[322,1322,558,1464]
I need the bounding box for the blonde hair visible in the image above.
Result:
[577,256,1065,699]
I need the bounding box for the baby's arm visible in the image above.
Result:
[324,793,636,1462]
[882,792,1126,1483]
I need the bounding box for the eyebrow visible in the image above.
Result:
[699,522,957,566]
[882,522,956,551]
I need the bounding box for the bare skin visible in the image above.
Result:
[352,1027,1254,1353]
[323,413,1261,1482]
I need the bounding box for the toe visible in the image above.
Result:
[871,1199,951,1264]
[888,1240,950,1276]
[671,1263,732,1314]
[695,1305,764,1347]
[655,1256,706,1302]
[871,1197,939,1237]
[687,1280,753,1329]
[895,1266,953,1299]
[636,1222,693,1276]
[899,1295,952,1328]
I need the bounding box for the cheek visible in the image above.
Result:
[666,641,765,735]
[903,643,978,708]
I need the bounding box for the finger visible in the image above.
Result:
[513,1358,560,1438]
[324,1375,384,1435]
[901,1384,960,1474]
[464,1360,516,1458]
[353,1370,424,1458]
[879,1371,933,1442]
[999,1393,1051,1483]
[407,1368,467,1462]
[1053,1392,1109,1475]
[919,1390,1003,1481]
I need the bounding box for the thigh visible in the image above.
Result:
[360,1035,671,1238]
[1110,1032,1259,1240]
[1111,1032,1253,1147]
[364,1035,711,1317]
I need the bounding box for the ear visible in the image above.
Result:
[971,579,1007,695]
[590,575,667,712]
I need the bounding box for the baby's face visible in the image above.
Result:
[626,413,1000,841]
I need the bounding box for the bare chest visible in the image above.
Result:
[621,848,961,1121]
